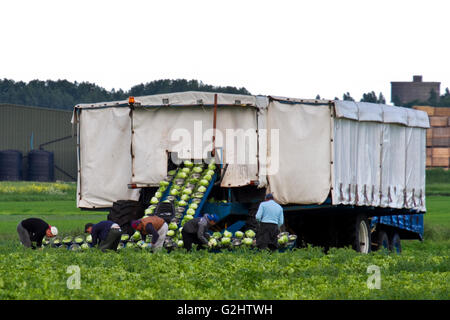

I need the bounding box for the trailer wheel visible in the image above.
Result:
[342,214,371,254]
[389,233,402,254]
[356,215,371,254]
[374,230,389,252]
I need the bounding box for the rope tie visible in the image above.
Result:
[403,188,407,207]
[371,185,375,204]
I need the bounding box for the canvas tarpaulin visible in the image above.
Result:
[255,95,270,188]
[333,118,382,207]
[334,100,430,128]
[379,124,407,209]
[332,101,427,212]
[131,106,213,186]
[215,107,259,187]
[74,93,428,211]
[405,127,426,210]
[75,91,257,109]
[77,107,140,208]
[380,125,426,211]
[266,100,332,205]
[131,106,258,187]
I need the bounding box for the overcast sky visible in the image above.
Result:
[1,0,449,103]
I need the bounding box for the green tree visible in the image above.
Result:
[428,89,438,106]
[404,87,450,108]
[343,92,355,101]
[437,87,450,107]
[360,91,386,104]
[0,78,251,110]
[392,95,402,106]
[360,91,378,103]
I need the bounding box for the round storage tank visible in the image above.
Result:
[28,150,55,182]
[0,150,23,181]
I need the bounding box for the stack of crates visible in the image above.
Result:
[413,106,450,169]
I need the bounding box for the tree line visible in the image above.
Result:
[0,78,251,110]
[1,77,449,110]
[315,91,387,104]
[327,88,450,107]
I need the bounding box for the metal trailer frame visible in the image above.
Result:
[198,187,424,244]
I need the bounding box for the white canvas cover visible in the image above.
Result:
[333,120,426,212]
[267,101,331,205]
[405,127,426,210]
[334,100,430,128]
[131,106,258,187]
[215,107,259,187]
[382,105,408,126]
[255,95,270,188]
[77,107,140,208]
[332,100,427,212]
[131,106,214,186]
[379,124,407,209]
[74,92,428,211]
[332,119,381,207]
[76,91,257,109]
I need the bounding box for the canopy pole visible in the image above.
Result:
[212,94,218,157]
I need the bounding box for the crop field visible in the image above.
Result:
[0,180,449,300]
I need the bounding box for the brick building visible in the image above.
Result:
[391,75,440,105]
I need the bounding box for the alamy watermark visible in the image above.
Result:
[66,265,81,289]
[366,265,381,290]
[169,121,280,174]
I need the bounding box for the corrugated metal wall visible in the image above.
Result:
[0,103,76,181]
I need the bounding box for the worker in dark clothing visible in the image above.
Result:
[85,221,122,252]
[182,214,219,251]
[17,218,58,249]
[255,193,284,251]
[131,215,168,250]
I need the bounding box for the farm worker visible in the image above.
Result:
[255,193,284,250]
[131,215,168,250]
[181,214,219,251]
[84,221,122,252]
[17,218,58,249]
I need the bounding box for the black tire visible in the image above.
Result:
[139,188,155,207]
[389,233,402,254]
[373,230,389,252]
[342,214,371,254]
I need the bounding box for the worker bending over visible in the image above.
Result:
[17,218,58,249]
[85,221,122,252]
[182,214,219,251]
[131,215,168,250]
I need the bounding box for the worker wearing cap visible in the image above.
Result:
[85,221,122,252]
[131,215,168,250]
[17,218,58,249]
[182,214,219,251]
[255,193,284,250]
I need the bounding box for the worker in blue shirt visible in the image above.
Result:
[255,193,284,250]
[84,221,122,252]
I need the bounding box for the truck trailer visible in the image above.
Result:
[72,91,429,253]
